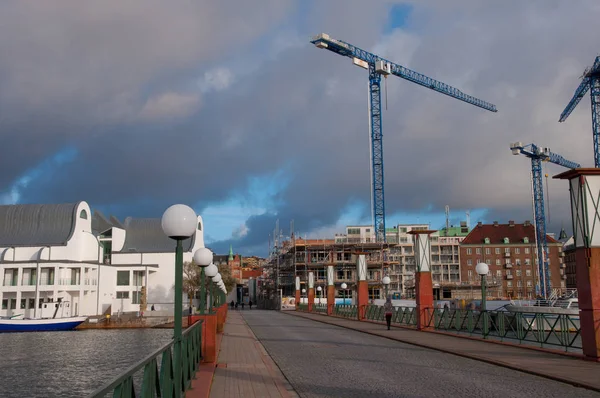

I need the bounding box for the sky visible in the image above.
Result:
[0,1,599,256]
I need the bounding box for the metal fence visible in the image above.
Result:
[87,319,203,397]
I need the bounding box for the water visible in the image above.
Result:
[0,328,174,398]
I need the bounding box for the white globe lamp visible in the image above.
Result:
[476,262,489,276]
[212,273,222,283]
[193,248,213,268]
[205,263,218,278]
[161,204,197,239]
[475,262,489,311]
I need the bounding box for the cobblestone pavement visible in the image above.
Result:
[242,310,600,398]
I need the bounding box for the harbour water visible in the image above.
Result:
[0,328,174,398]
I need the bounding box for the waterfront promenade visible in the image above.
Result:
[190,309,599,398]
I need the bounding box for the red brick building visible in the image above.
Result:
[460,220,565,299]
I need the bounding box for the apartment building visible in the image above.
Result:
[459,220,565,299]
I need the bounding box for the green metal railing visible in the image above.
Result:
[297,303,309,311]
[313,304,328,314]
[88,319,203,398]
[333,304,357,319]
[365,305,417,327]
[426,308,582,352]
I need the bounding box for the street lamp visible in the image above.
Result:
[205,263,218,311]
[341,283,348,304]
[194,248,213,315]
[317,286,322,304]
[382,276,391,299]
[476,262,489,311]
[161,204,197,398]
[301,288,306,304]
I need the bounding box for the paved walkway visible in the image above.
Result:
[209,310,298,398]
[286,311,600,392]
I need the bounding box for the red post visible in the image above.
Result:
[197,314,218,363]
[409,229,437,330]
[555,169,600,360]
[327,285,336,315]
[308,271,315,312]
[357,280,369,320]
[295,276,301,309]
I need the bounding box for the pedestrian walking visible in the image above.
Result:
[241,302,245,310]
[384,297,393,330]
[249,300,253,310]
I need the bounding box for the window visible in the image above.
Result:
[526,269,531,276]
[197,221,202,231]
[116,291,129,299]
[517,280,523,287]
[20,299,26,309]
[79,209,88,219]
[516,270,521,277]
[496,270,501,277]
[28,298,35,309]
[503,237,510,244]
[525,248,530,254]
[515,259,521,266]
[523,237,529,243]
[515,248,520,254]
[133,271,144,286]
[495,248,500,254]
[1,299,7,310]
[132,291,141,304]
[526,280,532,287]
[117,271,130,286]
[467,259,472,265]
[347,228,361,235]
[476,248,481,254]
[507,281,513,287]
[466,248,472,255]
[484,237,490,244]
[365,228,370,232]
[525,259,531,265]
[10,299,16,310]
[485,248,490,255]
[468,270,473,278]
[505,247,510,253]
[400,227,407,233]
[476,258,481,264]
[368,288,380,300]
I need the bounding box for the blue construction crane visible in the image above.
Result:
[510,142,580,298]
[559,56,600,166]
[311,33,497,242]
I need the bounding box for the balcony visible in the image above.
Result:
[504,252,511,258]
[506,274,514,280]
[504,263,512,268]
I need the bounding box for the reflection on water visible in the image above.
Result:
[0,328,173,398]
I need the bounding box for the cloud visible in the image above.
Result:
[2,1,599,257]
[138,92,201,122]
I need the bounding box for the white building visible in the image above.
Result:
[0,201,205,317]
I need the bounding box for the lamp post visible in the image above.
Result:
[161,204,197,398]
[212,273,223,308]
[475,262,489,311]
[205,263,219,312]
[317,286,322,304]
[194,248,213,315]
[382,276,391,299]
[341,283,348,305]
[301,288,306,305]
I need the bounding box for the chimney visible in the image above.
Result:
[508,220,515,227]
[524,220,531,227]
[477,221,482,227]
[493,221,499,227]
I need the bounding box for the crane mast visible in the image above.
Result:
[510,142,580,298]
[311,33,497,242]
[559,55,600,167]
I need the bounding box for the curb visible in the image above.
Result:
[284,311,600,393]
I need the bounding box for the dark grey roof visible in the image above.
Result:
[92,210,113,235]
[120,217,195,253]
[0,202,80,247]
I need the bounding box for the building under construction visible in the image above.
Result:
[259,223,399,306]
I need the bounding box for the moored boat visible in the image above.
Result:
[0,299,87,333]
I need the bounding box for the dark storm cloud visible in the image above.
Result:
[1,1,599,256]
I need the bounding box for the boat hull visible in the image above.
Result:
[0,317,87,333]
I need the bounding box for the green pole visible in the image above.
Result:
[210,283,215,313]
[199,267,206,315]
[174,239,183,398]
[481,275,487,311]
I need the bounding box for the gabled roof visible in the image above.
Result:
[119,217,195,253]
[461,222,559,245]
[0,202,80,247]
[92,210,126,235]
